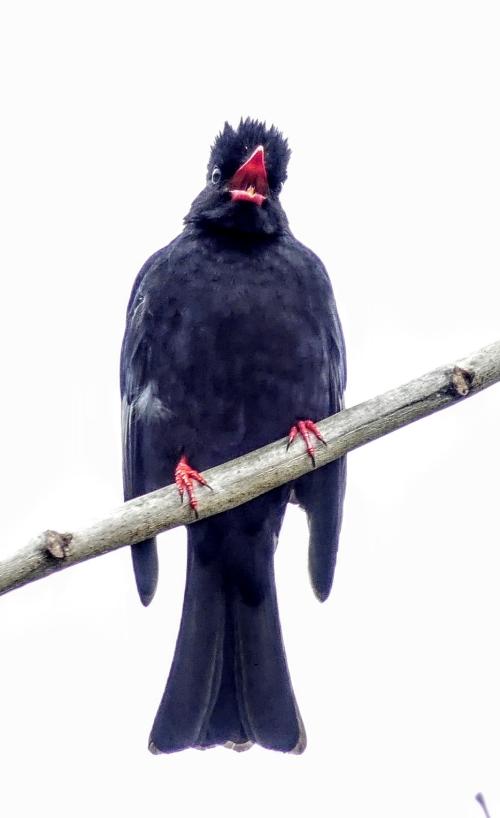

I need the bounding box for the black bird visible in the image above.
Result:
[120,119,346,754]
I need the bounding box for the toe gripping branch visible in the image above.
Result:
[287,419,327,467]
[174,455,212,517]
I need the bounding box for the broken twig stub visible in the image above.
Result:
[44,530,73,560]
[451,366,474,397]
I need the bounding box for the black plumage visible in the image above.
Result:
[120,118,346,754]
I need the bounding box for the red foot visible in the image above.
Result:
[174,455,211,517]
[287,419,327,467]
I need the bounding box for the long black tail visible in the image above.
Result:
[149,510,305,754]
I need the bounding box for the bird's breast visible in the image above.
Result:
[149,242,331,458]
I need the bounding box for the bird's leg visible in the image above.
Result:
[174,455,212,518]
[286,419,327,467]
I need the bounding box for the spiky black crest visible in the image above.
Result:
[185,119,290,235]
[208,118,291,194]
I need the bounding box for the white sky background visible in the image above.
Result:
[1,1,499,816]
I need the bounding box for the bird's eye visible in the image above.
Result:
[211,166,222,185]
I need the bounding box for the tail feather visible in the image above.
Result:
[203,596,249,747]
[233,580,305,753]
[150,547,225,752]
[149,522,305,754]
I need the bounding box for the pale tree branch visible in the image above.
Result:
[1,340,500,598]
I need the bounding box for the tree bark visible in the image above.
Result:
[1,340,500,597]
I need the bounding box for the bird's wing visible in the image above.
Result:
[121,287,151,501]
[120,259,161,605]
[294,273,347,602]
[121,245,176,499]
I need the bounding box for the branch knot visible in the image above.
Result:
[43,530,73,560]
[451,366,474,397]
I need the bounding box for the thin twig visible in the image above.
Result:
[1,340,500,598]
[476,792,492,818]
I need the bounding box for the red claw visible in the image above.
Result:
[174,455,211,516]
[286,419,327,467]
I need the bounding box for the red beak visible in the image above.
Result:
[229,145,268,206]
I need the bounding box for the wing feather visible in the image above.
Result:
[120,264,160,605]
[294,273,347,601]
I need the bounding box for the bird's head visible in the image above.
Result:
[185,118,291,236]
